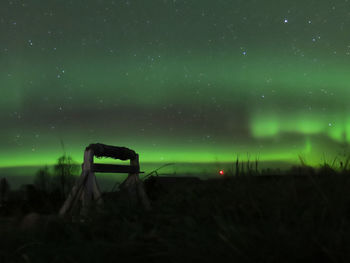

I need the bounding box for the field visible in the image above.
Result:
[1,166,350,263]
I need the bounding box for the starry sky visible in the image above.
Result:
[1,0,350,168]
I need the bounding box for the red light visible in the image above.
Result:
[219,170,224,175]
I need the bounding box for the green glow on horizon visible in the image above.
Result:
[0,134,337,168]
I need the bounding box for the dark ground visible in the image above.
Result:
[1,167,350,263]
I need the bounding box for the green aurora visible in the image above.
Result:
[1,0,350,169]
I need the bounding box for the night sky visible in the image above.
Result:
[1,0,350,168]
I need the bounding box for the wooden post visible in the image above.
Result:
[59,149,103,216]
[121,154,151,210]
[81,149,94,212]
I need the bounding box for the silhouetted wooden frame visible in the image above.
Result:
[59,143,150,216]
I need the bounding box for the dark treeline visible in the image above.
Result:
[1,153,350,217]
[0,154,79,216]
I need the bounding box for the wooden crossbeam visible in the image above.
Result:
[92,163,143,174]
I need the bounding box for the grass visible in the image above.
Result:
[1,165,350,262]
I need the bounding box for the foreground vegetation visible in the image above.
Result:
[1,163,350,262]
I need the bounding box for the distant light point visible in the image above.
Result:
[219,170,224,175]
[284,19,288,23]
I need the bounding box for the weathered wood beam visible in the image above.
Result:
[92,163,142,174]
[86,143,137,160]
